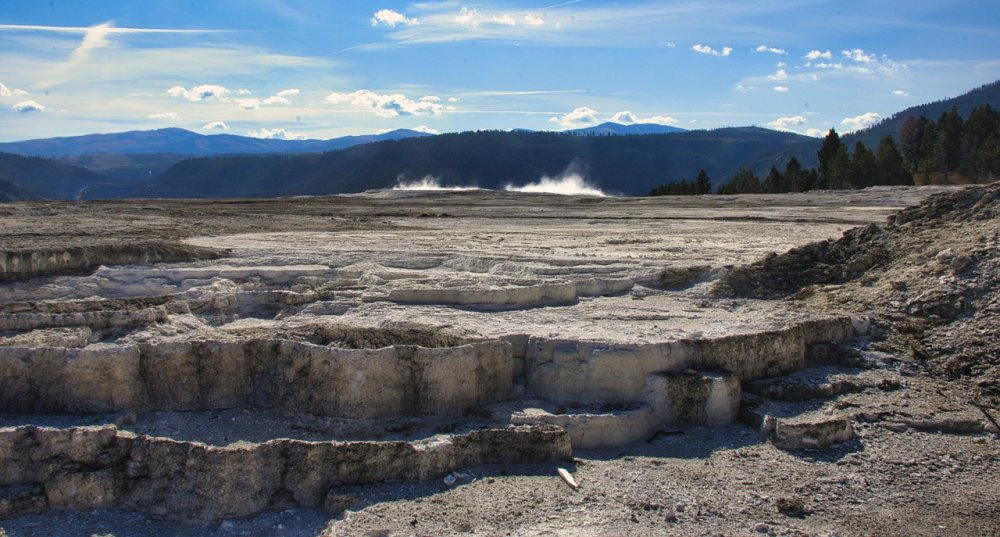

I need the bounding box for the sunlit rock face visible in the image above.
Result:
[0,188,938,520]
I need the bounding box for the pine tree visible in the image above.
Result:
[695,169,712,194]
[875,135,913,186]
[783,156,803,192]
[817,128,844,186]
[850,141,879,188]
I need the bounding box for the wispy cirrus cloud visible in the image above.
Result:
[148,112,180,120]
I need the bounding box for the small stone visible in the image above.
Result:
[753,522,770,533]
[664,510,678,523]
[675,502,686,512]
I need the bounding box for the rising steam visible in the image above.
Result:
[503,168,607,197]
[393,176,479,191]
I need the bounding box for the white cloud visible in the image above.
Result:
[148,112,179,120]
[411,125,440,134]
[324,90,444,118]
[735,84,753,92]
[12,100,45,113]
[805,128,825,138]
[202,121,230,130]
[842,48,875,63]
[452,7,520,28]
[692,43,732,56]
[610,111,678,126]
[371,9,416,27]
[891,89,909,97]
[0,83,11,98]
[755,45,785,55]
[275,88,299,98]
[768,69,788,81]
[773,86,790,92]
[168,84,230,102]
[804,50,832,60]
[524,14,545,26]
[841,112,882,132]
[246,127,307,140]
[766,115,807,130]
[447,97,459,103]
[812,62,844,70]
[549,106,600,129]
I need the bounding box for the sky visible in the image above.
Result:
[1,0,999,142]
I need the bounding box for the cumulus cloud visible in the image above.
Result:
[891,90,909,97]
[773,86,790,92]
[842,48,875,63]
[371,9,416,27]
[447,97,459,103]
[766,115,807,130]
[168,84,230,102]
[202,121,230,130]
[805,50,832,61]
[610,111,679,126]
[755,45,785,55]
[148,112,180,120]
[841,112,882,131]
[692,43,732,56]
[805,128,825,138]
[524,14,545,26]
[411,125,440,134]
[549,106,600,129]
[235,90,298,110]
[767,69,788,81]
[451,7,521,27]
[246,127,307,140]
[324,90,444,118]
[12,100,45,113]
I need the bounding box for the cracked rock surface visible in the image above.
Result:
[1,186,998,536]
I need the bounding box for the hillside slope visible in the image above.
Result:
[0,152,110,200]
[0,128,431,158]
[141,128,811,198]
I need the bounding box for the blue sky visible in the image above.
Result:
[1,0,998,142]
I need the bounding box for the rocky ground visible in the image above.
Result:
[1,186,998,537]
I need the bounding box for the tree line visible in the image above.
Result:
[649,104,999,196]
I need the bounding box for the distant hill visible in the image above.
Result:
[0,128,432,158]
[566,122,686,136]
[748,79,1000,175]
[848,80,1000,148]
[0,176,40,202]
[137,127,810,198]
[0,152,111,200]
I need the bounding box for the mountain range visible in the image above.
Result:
[0,80,996,201]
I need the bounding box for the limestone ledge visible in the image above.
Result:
[0,424,570,521]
